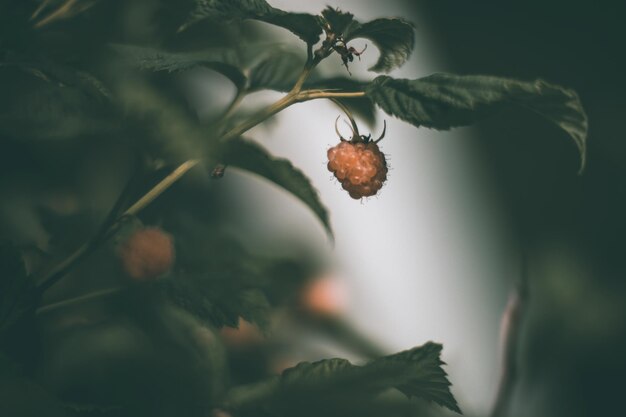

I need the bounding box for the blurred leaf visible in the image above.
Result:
[110,44,247,89]
[246,45,304,92]
[320,7,355,36]
[367,73,588,172]
[115,78,220,163]
[220,138,332,238]
[0,242,37,339]
[230,288,271,331]
[226,341,461,414]
[0,352,71,417]
[321,7,415,73]
[159,214,313,331]
[365,343,461,412]
[180,0,322,44]
[161,240,272,330]
[0,63,117,141]
[111,43,305,93]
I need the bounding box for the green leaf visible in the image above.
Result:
[110,43,305,93]
[110,44,247,89]
[180,0,322,44]
[320,7,355,36]
[0,63,117,141]
[367,73,588,172]
[220,138,333,238]
[159,232,299,331]
[226,341,461,414]
[365,342,461,413]
[344,19,415,73]
[320,7,415,73]
[115,78,220,163]
[0,242,37,338]
[246,45,305,92]
[232,288,271,330]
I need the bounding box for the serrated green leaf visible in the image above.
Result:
[220,138,332,238]
[226,341,460,414]
[246,45,305,92]
[344,19,415,73]
[320,7,415,73]
[232,288,271,330]
[111,43,306,93]
[367,73,588,172]
[115,78,220,163]
[364,343,461,413]
[158,229,303,331]
[180,0,322,44]
[320,7,355,36]
[110,44,247,89]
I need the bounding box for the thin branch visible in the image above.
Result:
[330,98,360,138]
[36,287,124,315]
[220,94,295,142]
[122,159,200,217]
[219,89,248,131]
[490,253,530,417]
[298,91,366,100]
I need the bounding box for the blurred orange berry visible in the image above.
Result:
[117,227,175,281]
[301,275,347,317]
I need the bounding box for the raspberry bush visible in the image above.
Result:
[0,1,588,417]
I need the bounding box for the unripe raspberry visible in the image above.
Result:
[117,227,175,281]
[327,140,388,199]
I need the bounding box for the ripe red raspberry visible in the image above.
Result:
[117,227,175,281]
[327,140,388,199]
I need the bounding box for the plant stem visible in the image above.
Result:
[330,98,360,137]
[36,287,124,315]
[123,159,200,217]
[216,90,248,135]
[221,93,295,141]
[299,91,366,100]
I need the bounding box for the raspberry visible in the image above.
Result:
[327,140,388,199]
[117,227,175,281]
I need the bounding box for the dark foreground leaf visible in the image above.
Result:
[0,63,117,141]
[367,73,588,172]
[225,341,461,415]
[180,0,322,44]
[110,44,246,89]
[111,43,305,93]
